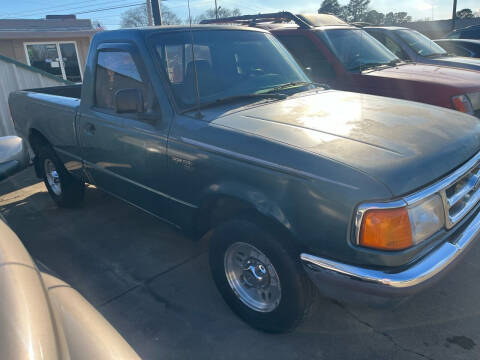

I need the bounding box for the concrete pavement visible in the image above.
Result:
[1,168,479,359]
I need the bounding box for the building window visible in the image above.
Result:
[24,41,82,82]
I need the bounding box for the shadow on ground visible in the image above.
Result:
[1,168,479,360]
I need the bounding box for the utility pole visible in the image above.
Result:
[452,0,457,30]
[215,0,218,19]
[151,0,162,25]
[146,0,153,26]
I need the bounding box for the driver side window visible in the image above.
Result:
[95,50,159,114]
[95,51,143,110]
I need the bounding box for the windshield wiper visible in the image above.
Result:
[425,52,449,58]
[349,62,387,71]
[350,59,402,72]
[388,59,403,65]
[182,93,287,114]
[259,81,324,94]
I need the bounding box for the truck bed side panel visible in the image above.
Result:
[9,91,84,179]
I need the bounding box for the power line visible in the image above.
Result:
[220,0,268,13]
[74,2,145,15]
[168,0,213,10]
[4,0,138,18]
[3,0,104,17]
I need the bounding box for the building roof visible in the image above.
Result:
[0,18,97,39]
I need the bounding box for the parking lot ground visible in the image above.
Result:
[1,168,480,360]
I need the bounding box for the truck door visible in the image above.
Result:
[77,43,171,218]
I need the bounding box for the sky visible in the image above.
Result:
[1,0,479,29]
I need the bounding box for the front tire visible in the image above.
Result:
[38,145,84,207]
[209,218,313,332]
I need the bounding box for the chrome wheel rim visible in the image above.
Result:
[224,242,281,313]
[44,159,62,196]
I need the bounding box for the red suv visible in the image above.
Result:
[203,13,480,118]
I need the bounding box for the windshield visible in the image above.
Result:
[396,29,448,57]
[318,28,398,71]
[150,30,311,110]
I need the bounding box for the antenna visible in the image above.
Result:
[187,0,202,118]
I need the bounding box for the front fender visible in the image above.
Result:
[197,180,294,236]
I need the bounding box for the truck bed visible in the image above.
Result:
[24,84,82,99]
[8,85,82,168]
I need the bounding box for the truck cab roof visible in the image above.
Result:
[92,24,267,42]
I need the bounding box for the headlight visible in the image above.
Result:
[466,92,480,111]
[357,195,445,251]
[407,194,445,244]
[452,94,474,115]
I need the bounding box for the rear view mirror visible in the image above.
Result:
[0,136,29,181]
[114,88,144,114]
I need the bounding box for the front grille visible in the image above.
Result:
[443,162,480,227]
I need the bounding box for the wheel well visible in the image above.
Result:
[29,129,50,155]
[196,196,300,255]
[28,129,50,178]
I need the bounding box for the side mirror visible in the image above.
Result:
[0,136,29,182]
[114,88,144,114]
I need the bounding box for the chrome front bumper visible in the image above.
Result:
[301,208,480,297]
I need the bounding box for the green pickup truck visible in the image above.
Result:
[9,25,480,332]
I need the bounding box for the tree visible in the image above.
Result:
[91,19,105,30]
[193,7,241,23]
[456,8,474,19]
[394,12,412,24]
[363,10,384,25]
[384,11,411,25]
[344,0,370,22]
[120,3,180,28]
[318,0,342,16]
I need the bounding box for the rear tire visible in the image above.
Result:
[38,145,84,207]
[209,218,313,333]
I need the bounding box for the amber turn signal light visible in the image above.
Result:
[359,207,413,251]
[452,95,474,115]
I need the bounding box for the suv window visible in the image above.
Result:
[395,29,447,57]
[319,28,398,71]
[276,35,336,81]
[95,51,157,112]
[369,31,409,60]
[442,42,473,57]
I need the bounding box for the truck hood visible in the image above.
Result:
[213,90,480,196]
[365,63,480,91]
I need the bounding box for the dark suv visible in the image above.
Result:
[447,25,480,39]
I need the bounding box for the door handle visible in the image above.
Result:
[84,122,96,135]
